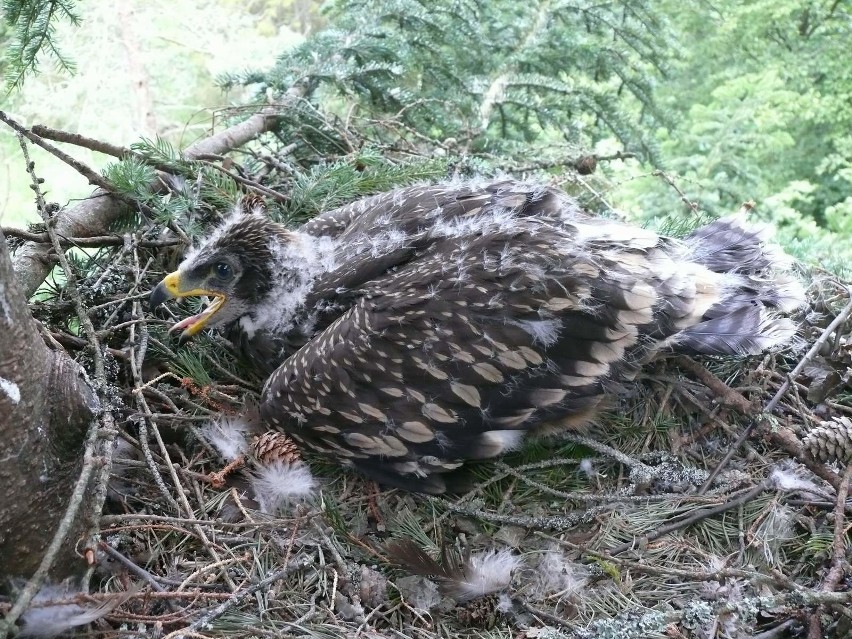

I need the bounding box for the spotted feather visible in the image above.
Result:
[151,179,805,493]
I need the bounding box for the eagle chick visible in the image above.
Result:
[150,180,804,493]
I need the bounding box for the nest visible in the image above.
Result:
[4,122,852,639]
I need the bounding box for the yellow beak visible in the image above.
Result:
[149,271,226,338]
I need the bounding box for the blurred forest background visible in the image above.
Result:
[2,0,851,271]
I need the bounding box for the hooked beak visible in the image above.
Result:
[149,271,226,339]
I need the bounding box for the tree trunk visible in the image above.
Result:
[0,229,98,578]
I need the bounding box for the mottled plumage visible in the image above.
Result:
[150,180,804,493]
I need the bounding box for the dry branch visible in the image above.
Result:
[5,88,304,298]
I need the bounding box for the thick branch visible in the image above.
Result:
[0,228,98,582]
[7,89,303,298]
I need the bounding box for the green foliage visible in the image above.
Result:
[231,0,676,164]
[2,0,80,90]
[171,349,213,386]
[102,147,245,232]
[389,508,438,550]
[103,155,158,199]
[611,0,852,271]
[130,137,191,173]
[282,150,449,222]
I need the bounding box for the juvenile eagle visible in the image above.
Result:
[149,180,804,493]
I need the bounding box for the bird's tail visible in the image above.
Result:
[670,215,805,356]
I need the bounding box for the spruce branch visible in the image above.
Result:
[3,0,81,90]
[605,480,771,556]
[0,226,185,248]
[31,123,133,159]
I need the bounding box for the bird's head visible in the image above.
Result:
[149,212,291,339]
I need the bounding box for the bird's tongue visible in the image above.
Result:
[168,297,222,334]
[169,313,205,334]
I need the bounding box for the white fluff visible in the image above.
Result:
[201,416,253,461]
[239,232,337,339]
[511,318,562,347]
[249,461,317,513]
[480,430,525,454]
[769,465,823,496]
[496,592,514,613]
[20,582,117,638]
[0,376,20,404]
[753,503,796,566]
[426,205,528,241]
[579,458,596,477]
[526,550,588,601]
[454,549,521,602]
[770,273,807,312]
[752,313,799,350]
[364,227,411,258]
[572,220,659,247]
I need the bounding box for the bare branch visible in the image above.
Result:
[7,88,304,298]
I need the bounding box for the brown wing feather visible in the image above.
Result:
[258,180,800,492]
[260,218,680,491]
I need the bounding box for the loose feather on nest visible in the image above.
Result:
[385,539,520,602]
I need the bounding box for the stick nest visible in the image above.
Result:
[5,118,852,639]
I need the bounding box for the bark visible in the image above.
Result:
[11,88,304,298]
[0,229,98,578]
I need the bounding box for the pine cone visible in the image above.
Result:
[251,431,301,465]
[573,155,598,175]
[454,593,501,628]
[803,417,852,465]
[239,192,266,212]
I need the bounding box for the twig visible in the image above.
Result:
[428,496,612,531]
[559,432,649,471]
[605,480,771,555]
[1,226,185,248]
[513,150,636,174]
[50,330,130,360]
[164,555,313,638]
[100,513,285,528]
[515,599,573,628]
[175,554,249,593]
[698,289,852,492]
[31,124,134,158]
[97,542,173,598]
[197,160,288,203]
[754,620,798,639]
[675,356,754,414]
[653,169,701,214]
[809,463,852,639]
[825,464,852,592]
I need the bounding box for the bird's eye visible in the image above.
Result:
[214,262,233,280]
